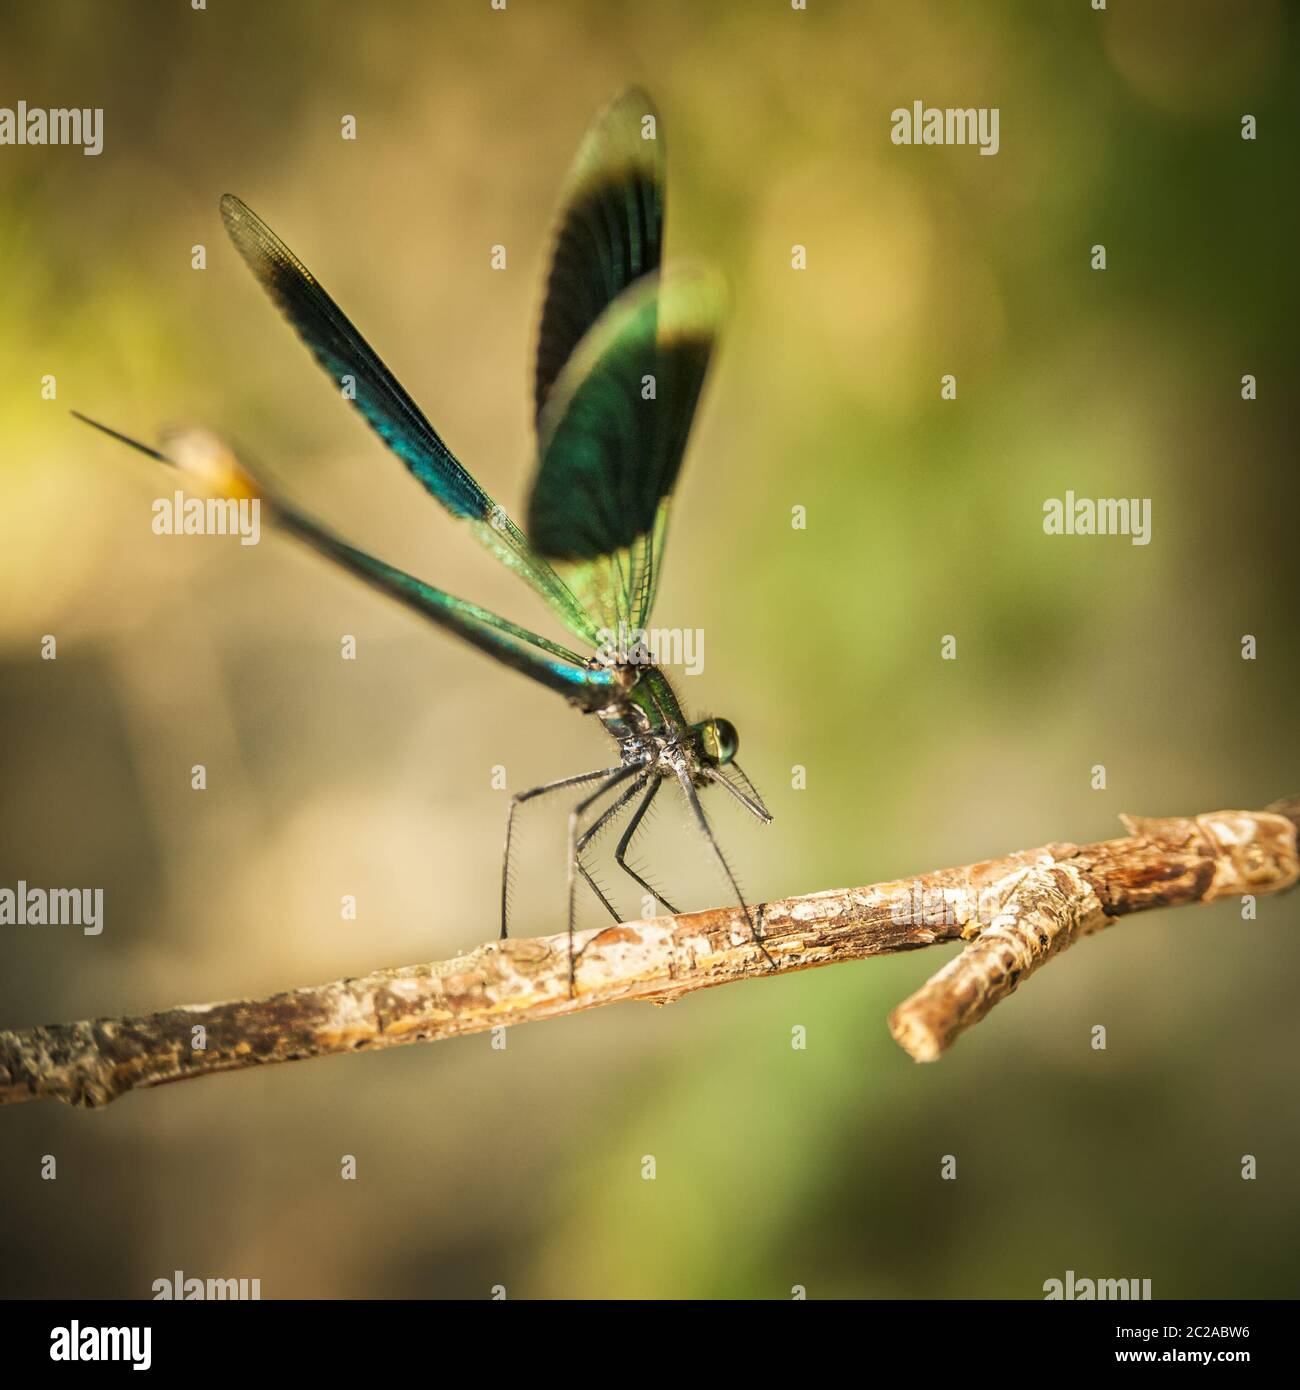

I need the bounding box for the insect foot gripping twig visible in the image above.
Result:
[0,798,1296,1107]
[887,799,1300,1062]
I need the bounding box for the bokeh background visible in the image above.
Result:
[2,0,1297,1298]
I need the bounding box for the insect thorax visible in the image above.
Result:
[594,662,699,775]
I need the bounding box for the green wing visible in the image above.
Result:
[271,502,616,710]
[535,86,664,423]
[71,414,617,711]
[527,268,724,635]
[220,194,600,647]
[529,88,721,636]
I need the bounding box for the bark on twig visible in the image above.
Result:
[2,798,1296,1107]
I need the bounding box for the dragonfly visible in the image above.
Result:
[74,87,774,989]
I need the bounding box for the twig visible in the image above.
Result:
[2,798,1296,1107]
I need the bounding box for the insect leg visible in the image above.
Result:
[676,767,778,971]
[702,763,773,824]
[574,770,651,925]
[613,776,681,915]
[565,763,647,993]
[501,764,625,940]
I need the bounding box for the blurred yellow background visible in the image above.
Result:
[1,0,1296,1297]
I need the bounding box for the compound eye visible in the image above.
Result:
[700,717,739,766]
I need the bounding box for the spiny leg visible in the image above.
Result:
[566,763,647,992]
[501,764,625,940]
[676,767,778,971]
[573,770,651,926]
[614,776,680,915]
[703,763,772,824]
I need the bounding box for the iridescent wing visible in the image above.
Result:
[534,86,664,423]
[527,268,723,635]
[274,503,613,708]
[71,413,617,711]
[219,194,600,647]
[528,88,720,635]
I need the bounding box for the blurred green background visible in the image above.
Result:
[1,0,1297,1298]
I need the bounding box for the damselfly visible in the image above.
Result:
[75,88,773,988]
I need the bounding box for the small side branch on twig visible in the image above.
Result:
[1,798,1295,1108]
